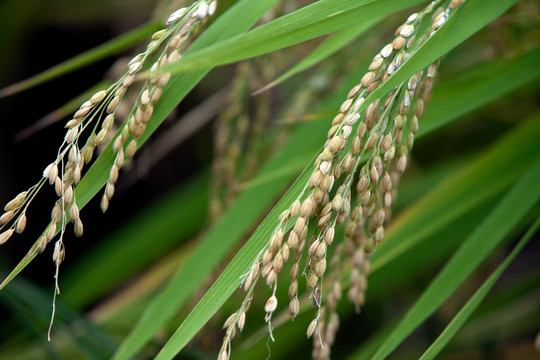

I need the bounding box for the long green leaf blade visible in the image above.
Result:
[110,1,282,359]
[255,18,380,94]
[313,44,540,141]
[365,0,520,106]
[372,112,540,271]
[0,0,279,293]
[62,172,208,307]
[159,0,426,74]
[153,3,536,354]
[371,161,540,359]
[418,218,540,360]
[0,21,161,97]
[420,46,540,136]
[152,5,532,359]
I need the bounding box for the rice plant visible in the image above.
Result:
[0,0,539,359]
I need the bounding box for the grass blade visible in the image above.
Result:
[418,218,540,360]
[110,1,282,359]
[420,46,540,136]
[1,278,117,359]
[364,0,520,107]
[0,21,160,97]
[158,0,427,74]
[371,160,540,359]
[156,111,540,359]
[154,36,540,360]
[254,18,380,94]
[0,0,280,293]
[15,80,112,141]
[154,155,316,360]
[372,112,540,271]
[61,172,208,307]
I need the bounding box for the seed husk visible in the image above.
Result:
[340,99,353,113]
[307,319,318,338]
[52,241,64,265]
[273,253,284,272]
[266,269,277,285]
[400,24,415,37]
[361,71,376,87]
[218,349,228,360]
[106,182,115,200]
[100,194,109,213]
[332,113,344,126]
[315,241,327,259]
[74,106,91,119]
[315,258,327,276]
[328,136,343,153]
[289,297,300,317]
[288,230,299,249]
[392,36,406,49]
[324,227,335,244]
[290,200,301,217]
[307,273,318,290]
[265,295,278,313]
[4,196,24,212]
[69,203,80,222]
[289,280,298,298]
[380,44,393,58]
[369,56,384,70]
[366,133,378,149]
[237,312,246,331]
[310,170,323,187]
[301,197,315,217]
[348,84,362,98]
[44,163,59,184]
[308,239,320,257]
[294,216,306,234]
[74,219,84,237]
[0,229,14,244]
[46,223,57,242]
[16,213,27,233]
[332,194,343,211]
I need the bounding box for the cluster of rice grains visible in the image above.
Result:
[0,1,216,287]
[219,1,466,359]
[210,62,272,221]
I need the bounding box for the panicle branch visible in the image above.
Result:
[218,1,466,358]
[0,0,218,336]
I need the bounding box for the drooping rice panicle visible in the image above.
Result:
[217,1,466,359]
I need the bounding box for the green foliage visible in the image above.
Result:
[0,0,539,359]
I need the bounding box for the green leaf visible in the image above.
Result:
[254,18,380,94]
[154,152,317,360]
[418,218,540,360]
[110,1,282,359]
[62,172,208,307]
[364,0,521,106]
[0,21,161,97]
[0,0,280,294]
[420,46,540,136]
[372,112,540,272]
[236,112,536,359]
[451,265,540,347]
[371,160,540,359]
[0,278,117,359]
[153,4,538,354]
[236,79,540,354]
[15,80,112,141]
[158,0,427,74]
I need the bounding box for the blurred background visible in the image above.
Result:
[0,0,539,359]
